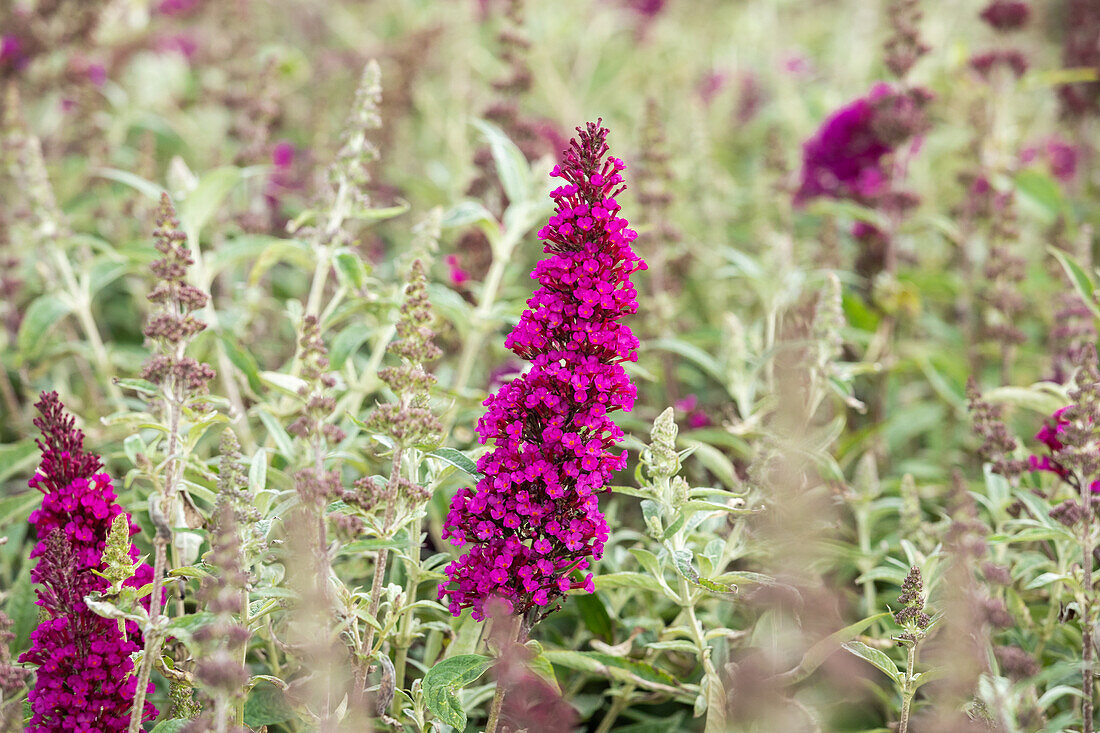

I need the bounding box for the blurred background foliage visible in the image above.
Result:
[2,0,1100,730]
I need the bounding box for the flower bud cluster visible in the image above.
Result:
[469,0,563,203]
[980,1,1030,31]
[1060,1,1100,118]
[327,60,382,216]
[440,121,646,621]
[894,566,931,644]
[883,0,930,79]
[364,259,442,451]
[0,609,30,725]
[1029,351,1100,505]
[972,1,1031,80]
[288,315,346,449]
[140,194,216,394]
[187,501,250,730]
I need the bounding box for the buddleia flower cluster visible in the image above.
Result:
[19,392,157,731]
[440,121,646,623]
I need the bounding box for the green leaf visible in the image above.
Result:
[17,295,72,360]
[1014,169,1066,225]
[542,650,681,693]
[427,448,483,480]
[123,434,146,466]
[628,547,663,579]
[332,248,369,291]
[260,371,308,397]
[150,719,191,733]
[244,681,297,727]
[910,665,950,691]
[441,200,499,231]
[0,491,38,529]
[471,119,530,205]
[248,238,313,286]
[614,714,688,733]
[421,653,493,729]
[330,323,372,370]
[165,611,216,647]
[841,641,903,683]
[784,612,891,683]
[6,566,37,653]
[677,440,739,490]
[89,260,130,297]
[982,384,1069,417]
[703,667,728,733]
[0,442,38,484]
[178,166,243,240]
[668,549,737,599]
[1050,248,1100,321]
[989,526,1076,544]
[609,484,655,499]
[337,536,407,555]
[349,200,411,222]
[573,591,614,642]
[594,572,664,593]
[649,337,727,386]
[219,333,264,393]
[526,649,561,694]
[257,409,295,458]
[249,448,268,492]
[114,378,160,396]
[94,167,166,200]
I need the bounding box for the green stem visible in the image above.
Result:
[1082,477,1095,733]
[362,446,404,661]
[855,507,876,616]
[393,513,423,709]
[305,246,332,321]
[235,594,249,727]
[128,537,168,733]
[594,684,634,733]
[898,643,916,733]
[53,250,122,405]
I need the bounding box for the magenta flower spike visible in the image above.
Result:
[439,120,646,622]
[19,392,157,731]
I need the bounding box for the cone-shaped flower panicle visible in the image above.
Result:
[440,121,646,622]
[19,392,157,731]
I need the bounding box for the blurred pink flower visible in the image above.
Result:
[86,63,107,87]
[779,52,813,77]
[155,0,203,17]
[736,73,765,123]
[675,394,713,428]
[264,141,305,210]
[795,84,894,205]
[970,49,1028,80]
[697,71,727,105]
[446,254,470,287]
[1029,406,1100,492]
[980,1,1031,31]
[620,0,667,18]
[156,34,199,61]
[0,35,26,72]
[1021,138,1078,183]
